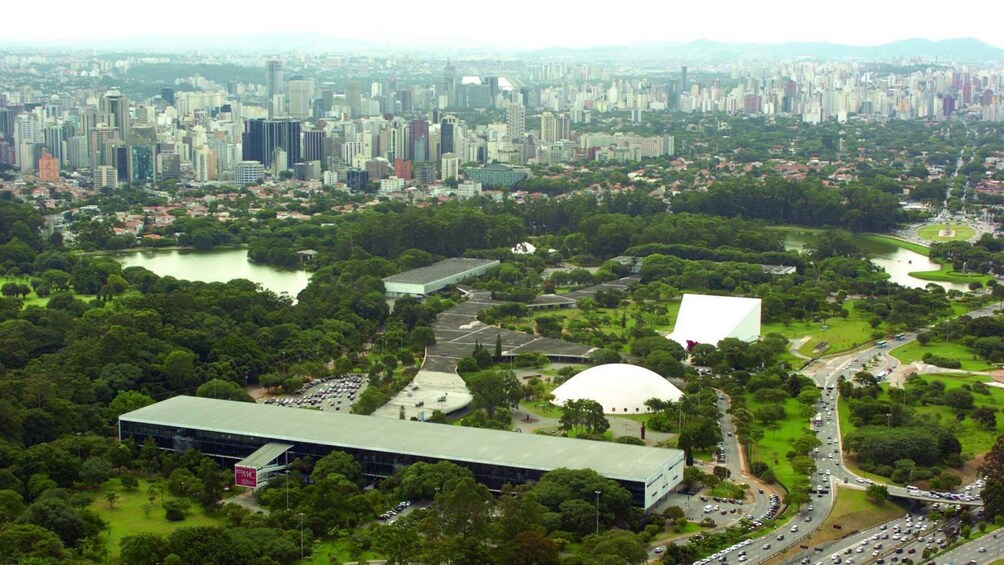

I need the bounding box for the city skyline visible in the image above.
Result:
[7,0,1004,51]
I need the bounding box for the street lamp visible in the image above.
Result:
[594,490,601,535]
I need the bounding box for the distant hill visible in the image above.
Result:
[526,38,1004,62]
[1,35,1002,62]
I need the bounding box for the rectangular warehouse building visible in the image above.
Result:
[119,396,684,511]
[382,257,500,297]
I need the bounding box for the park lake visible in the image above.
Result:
[109,232,969,300]
[113,247,312,298]
[783,232,970,292]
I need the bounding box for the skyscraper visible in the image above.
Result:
[506,103,525,142]
[345,81,362,118]
[302,130,326,163]
[409,119,429,162]
[680,66,688,96]
[266,59,284,101]
[242,118,302,170]
[288,78,312,119]
[540,111,557,143]
[101,91,130,142]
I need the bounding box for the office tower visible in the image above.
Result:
[365,158,389,181]
[67,136,89,170]
[266,59,284,100]
[397,90,413,112]
[94,165,117,188]
[37,150,59,182]
[394,158,412,180]
[302,130,325,162]
[409,119,429,162]
[101,91,130,142]
[88,125,119,171]
[344,167,368,191]
[414,162,437,185]
[0,106,20,140]
[441,152,459,181]
[288,78,311,118]
[443,59,457,107]
[242,118,302,170]
[540,111,557,143]
[440,116,456,154]
[109,144,129,184]
[345,81,362,118]
[158,151,181,181]
[555,113,570,141]
[507,103,525,142]
[234,161,265,185]
[680,66,688,95]
[129,146,155,184]
[161,88,175,105]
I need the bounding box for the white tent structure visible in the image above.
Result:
[667,294,761,348]
[551,364,684,415]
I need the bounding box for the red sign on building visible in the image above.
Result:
[235,465,257,488]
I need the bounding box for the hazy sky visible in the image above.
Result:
[10,0,1002,49]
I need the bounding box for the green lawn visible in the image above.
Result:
[908,262,994,284]
[303,537,382,564]
[89,478,223,556]
[0,276,100,307]
[761,301,877,357]
[840,374,1003,475]
[746,397,809,488]
[861,234,931,256]
[890,340,997,372]
[892,374,1004,457]
[916,223,977,243]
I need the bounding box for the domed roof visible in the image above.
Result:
[551,363,683,415]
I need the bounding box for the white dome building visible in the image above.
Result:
[551,363,684,415]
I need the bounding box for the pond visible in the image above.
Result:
[782,232,969,292]
[112,248,312,299]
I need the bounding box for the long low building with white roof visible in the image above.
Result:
[119,396,684,511]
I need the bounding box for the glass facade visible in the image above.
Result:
[120,420,649,505]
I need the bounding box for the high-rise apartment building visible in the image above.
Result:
[441,152,459,181]
[194,145,217,182]
[37,150,59,182]
[540,112,557,143]
[507,103,525,142]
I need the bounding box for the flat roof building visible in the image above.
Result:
[119,396,683,511]
[382,258,500,298]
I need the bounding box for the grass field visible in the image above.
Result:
[892,374,1004,457]
[89,478,222,556]
[761,301,877,357]
[890,340,997,372]
[746,397,809,488]
[916,223,977,243]
[0,275,100,307]
[908,262,995,284]
[839,374,1003,481]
